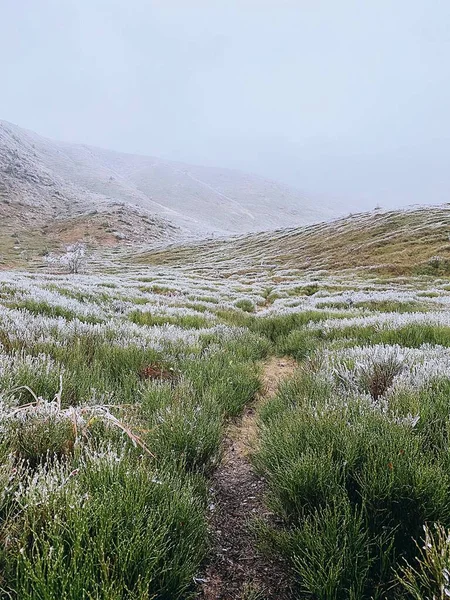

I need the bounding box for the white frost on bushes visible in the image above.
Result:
[320,343,450,398]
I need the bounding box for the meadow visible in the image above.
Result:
[2,256,450,598]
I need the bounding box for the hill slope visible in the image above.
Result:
[0,120,334,236]
[135,206,450,276]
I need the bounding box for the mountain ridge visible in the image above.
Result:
[0,119,334,236]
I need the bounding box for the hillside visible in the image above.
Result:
[0,121,184,267]
[135,205,450,276]
[0,120,334,237]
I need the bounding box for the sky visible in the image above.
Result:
[1,0,449,212]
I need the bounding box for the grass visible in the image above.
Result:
[134,205,450,277]
[6,457,207,600]
[0,270,273,598]
[8,299,103,324]
[3,242,450,598]
[129,309,211,329]
[254,364,450,598]
[314,323,450,348]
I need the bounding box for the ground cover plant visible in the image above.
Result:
[2,258,450,598]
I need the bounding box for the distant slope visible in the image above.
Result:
[0,120,334,235]
[0,120,182,268]
[135,206,450,276]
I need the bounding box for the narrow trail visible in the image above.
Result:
[199,357,297,600]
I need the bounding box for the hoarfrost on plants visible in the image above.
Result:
[2,263,450,598]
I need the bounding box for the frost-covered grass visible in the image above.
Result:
[136,205,450,277]
[0,268,272,598]
[3,264,450,598]
[254,300,450,597]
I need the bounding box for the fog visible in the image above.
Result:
[1,0,449,212]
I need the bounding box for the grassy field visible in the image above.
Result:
[2,210,450,598]
[135,205,450,277]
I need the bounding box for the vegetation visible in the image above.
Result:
[2,211,450,597]
[135,205,450,277]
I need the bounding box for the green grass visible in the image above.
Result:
[4,457,207,600]
[316,323,450,348]
[254,369,450,598]
[129,310,211,329]
[0,312,268,598]
[4,252,450,598]
[134,206,450,277]
[8,299,103,324]
[235,298,256,312]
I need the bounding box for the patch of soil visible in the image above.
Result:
[198,357,297,600]
[139,364,177,382]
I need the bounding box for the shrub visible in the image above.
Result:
[7,413,75,468]
[276,329,317,361]
[235,298,256,313]
[6,458,206,600]
[182,353,261,417]
[148,392,223,474]
[255,370,450,596]
[334,347,404,400]
[289,500,374,600]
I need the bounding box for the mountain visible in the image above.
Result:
[135,205,450,276]
[0,120,334,238]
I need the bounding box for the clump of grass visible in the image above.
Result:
[181,352,261,417]
[251,310,341,345]
[397,523,450,599]
[287,500,374,600]
[276,329,317,361]
[129,309,210,329]
[6,457,207,600]
[10,299,102,324]
[288,284,320,297]
[7,412,75,468]
[414,255,450,276]
[235,298,256,313]
[317,323,450,349]
[1,382,153,467]
[148,389,223,473]
[334,348,404,400]
[255,368,450,597]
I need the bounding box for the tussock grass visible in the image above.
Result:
[3,251,450,597]
[0,272,272,598]
[255,366,450,598]
[129,309,211,329]
[5,457,207,600]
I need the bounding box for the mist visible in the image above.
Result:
[1,0,449,213]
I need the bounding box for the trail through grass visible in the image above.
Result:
[199,357,297,600]
[3,262,450,598]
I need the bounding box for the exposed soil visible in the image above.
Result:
[198,357,297,600]
[138,364,177,382]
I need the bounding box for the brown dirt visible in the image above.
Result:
[198,357,297,600]
[138,364,177,382]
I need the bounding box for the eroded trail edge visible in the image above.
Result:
[199,357,297,600]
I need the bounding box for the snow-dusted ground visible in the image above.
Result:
[0,119,334,236]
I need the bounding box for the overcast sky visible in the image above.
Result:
[1,0,449,211]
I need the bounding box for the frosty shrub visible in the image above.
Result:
[46,241,86,274]
[335,347,405,401]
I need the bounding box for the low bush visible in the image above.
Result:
[235,298,256,313]
[255,370,450,598]
[4,456,206,600]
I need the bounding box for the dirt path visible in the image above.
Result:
[198,357,297,600]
